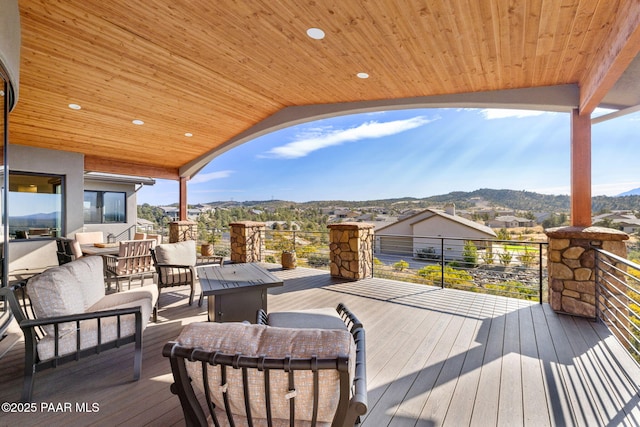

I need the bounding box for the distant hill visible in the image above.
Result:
[181,188,638,214]
[139,188,640,217]
[617,188,640,196]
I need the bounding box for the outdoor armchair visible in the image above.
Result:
[163,314,367,427]
[151,240,222,307]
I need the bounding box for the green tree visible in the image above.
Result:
[463,241,478,267]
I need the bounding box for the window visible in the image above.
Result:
[9,172,63,239]
[84,191,126,223]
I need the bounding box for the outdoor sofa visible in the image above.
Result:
[1,255,158,401]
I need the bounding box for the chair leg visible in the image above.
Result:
[21,339,37,402]
[133,314,143,381]
[188,285,194,306]
[198,291,203,307]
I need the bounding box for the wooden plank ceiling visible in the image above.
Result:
[8,0,640,180]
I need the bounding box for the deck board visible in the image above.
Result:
[1,265,640,426]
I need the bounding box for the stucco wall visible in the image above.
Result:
[8,145,84,272]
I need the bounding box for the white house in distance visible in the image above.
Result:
[375,204,497,261]
[487,215,536,228]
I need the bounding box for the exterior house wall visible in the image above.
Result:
[412,216,494,260]
[83,179,139,241]
[8,145,84,272]
[375,210,436,255]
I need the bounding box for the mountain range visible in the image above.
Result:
[191,188,640,214]
[617,188,640,197]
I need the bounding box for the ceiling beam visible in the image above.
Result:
[591,104,640,124]
[84,155,179,180]
[579,2,640,115]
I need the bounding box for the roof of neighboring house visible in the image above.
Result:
[378,208,497,238]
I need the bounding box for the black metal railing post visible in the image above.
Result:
[539,242,544,304]
[440,239,445,288]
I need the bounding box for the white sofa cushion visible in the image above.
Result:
[177,322,355,425]
[27,256,104,337]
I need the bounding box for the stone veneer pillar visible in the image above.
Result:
[230,221,265,263]
[328,222,375,280]
[545,226,629,318]
[169,220,197,243]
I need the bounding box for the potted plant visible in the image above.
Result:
[200,231,218,256]
[281,250,297,269]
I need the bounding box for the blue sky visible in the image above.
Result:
[138,108,640,206]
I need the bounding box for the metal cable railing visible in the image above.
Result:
[373,233,548,302]
[594,248,640,364]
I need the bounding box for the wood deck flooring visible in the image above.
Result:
[1,264,640,426]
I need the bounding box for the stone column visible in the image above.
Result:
[546,226,629,320]
[328,222,375,280]
[230,221,265,263]
[169,220,197,243]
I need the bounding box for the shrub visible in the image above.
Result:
[484,281,538,301]
[307,253,330,268]
[416,265,472,286]
[518,247,537,267]
[498,250,513,266]
[393,260,409,271]
[482,248,495,265]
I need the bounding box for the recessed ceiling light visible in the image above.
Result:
[184,132,193,137]
[68,103,82,110]
[306,28,325,40]
[132,119,144,125]
[357,72,369,79]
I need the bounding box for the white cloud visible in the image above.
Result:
[480,109,550,120]
[263,116,435,159]
[189,170,234,184]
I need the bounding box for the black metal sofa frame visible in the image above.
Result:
[163,303,367,427]
[1,281,144,402]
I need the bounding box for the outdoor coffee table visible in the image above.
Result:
[198,263,283,322]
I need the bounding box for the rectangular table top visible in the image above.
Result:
[198,263,283,296]
[80,243,120,256]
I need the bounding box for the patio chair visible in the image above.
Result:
[0,255,158,402]
[55,237,76,265]
[163,315,367,427]
[104,239,155,292]
[74,231,105,245]
[151,240,222,307]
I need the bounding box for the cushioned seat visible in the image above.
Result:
[164,316,367,427]
[1,255,158,401]
[265,307,350,330]
[151,240,222,307]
